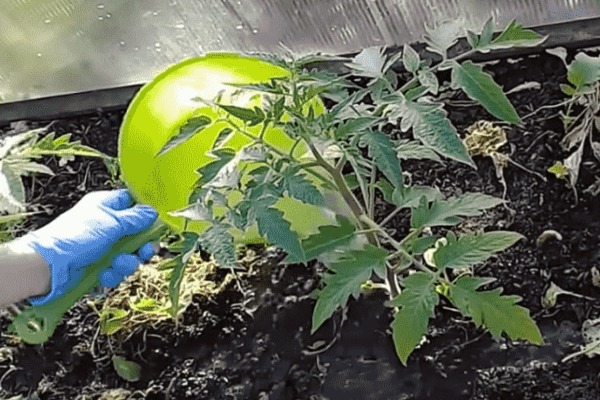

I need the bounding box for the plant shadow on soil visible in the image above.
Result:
[1,51,600,399]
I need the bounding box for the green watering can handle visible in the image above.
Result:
[8,220,169,345]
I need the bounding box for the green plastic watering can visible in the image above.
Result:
[10,53,347,344]
[119,52,340,240]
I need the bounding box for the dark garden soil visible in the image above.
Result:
[1,50,600,400]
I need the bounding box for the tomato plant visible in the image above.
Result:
[152,19,547,365]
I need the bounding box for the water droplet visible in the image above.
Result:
[36,53,42,57]
[106,13,112,18]
[98,16,104,21]
[97,4,105,9]
[119,41,125,46]
[134,47,139,51]
[44,19,51,24]
[152,11,159,16]
[175,22,185,29]
[235,24,243,30]
[252,28,258,34]
[155,42,161,47]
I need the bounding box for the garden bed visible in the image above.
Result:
[1,49,600,400]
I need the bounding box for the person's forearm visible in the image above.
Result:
[0,238,51,307]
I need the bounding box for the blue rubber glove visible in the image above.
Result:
[20,189,158,306]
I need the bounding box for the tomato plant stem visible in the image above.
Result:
[308,142,366,220]
[225,119,337,188]
[308,143,402,298]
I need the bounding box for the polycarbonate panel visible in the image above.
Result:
[1,0,599,104]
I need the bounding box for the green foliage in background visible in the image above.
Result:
[0,125,109,213]
[547,50,600,200]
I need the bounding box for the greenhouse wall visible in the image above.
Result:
[1,0,599,104]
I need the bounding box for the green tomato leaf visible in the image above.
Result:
[560,84,577,96]
[169,201,213,221]
[328,89,370,121]
[272,97,286,121]
[392,185,442,209]
[245,165,272,191]
[156,115,212,157]
[360,130,403,189]
[423,20,463,57]
[218,104,265,126]
[447,276,543,344]
[284,215,356,263]
[411,193,504,229]
[254,197,305,263]
[391,101,474,167]
[417,69,439,95]
[99,308,128,336]
[391,272,439,365]
[188,186,228,208]
[404,85,429,101]
[130,298,166,314]
[375,179,394,203]
[196,148,236,186]
[6,160,54,177]
[167,254,187,316]
[567,53,600,93]
[112,355,142,383]
[168,232,200,259]
[0,128,40,159]
[0,162,26,213]
[198,222,238,269]
[227,200,251,231]
[207,146,267,189]
[403,235,440,255]
[22,130,107,161]
[396,139,442,163]
[478,17,495,47]
[165,233,199,315]
[466,30,479,49]
[334,117,378,140]
[432,231,524,270]
[481,20,547,51]
[280,168,325,207]
[344,174,360,190]
[451,61,521,124]
[402,44,421,73]
[312,244,388,333]
[248,181,283,201]
[345,47,387,79]
[212,127,235,150]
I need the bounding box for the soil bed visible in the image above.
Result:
[1,50,600,400]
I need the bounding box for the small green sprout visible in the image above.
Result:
[548,161,570,180]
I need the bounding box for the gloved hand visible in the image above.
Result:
[20,189,158,306]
